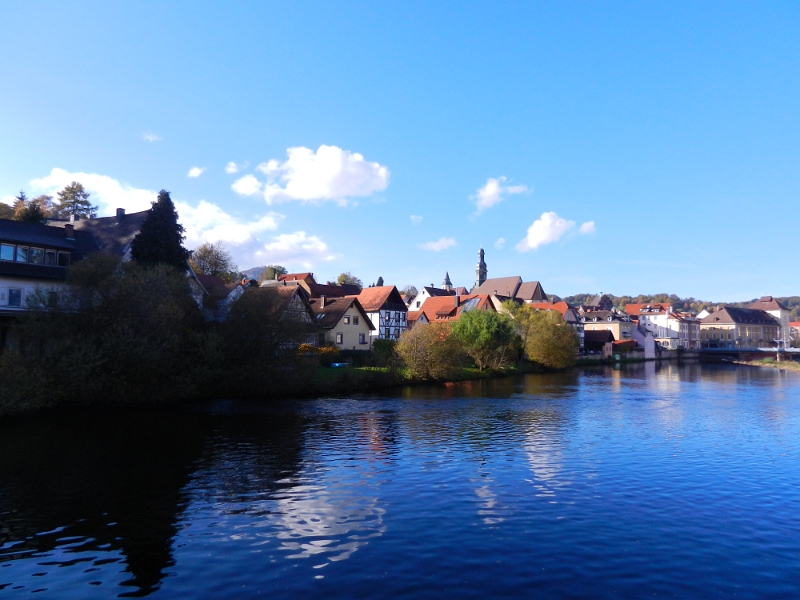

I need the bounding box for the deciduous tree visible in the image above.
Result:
[395,322,466,380]
[452,309,519,371]
[190,241,239,282]
[513,304,578,369]
[257,265,288,284]
[337,272,363,290]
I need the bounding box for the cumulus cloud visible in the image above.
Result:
[1,195,15,206]
[418,237,456,252]
[516,212,576,252]
[142,131,161,143]
[410,215,423,225]
[226,161,248,174]
[26,167,343,271]
[473,176,528,214]
[232,144,390,205]
[494,237,506,249]
[31,168,157,214]
[187,166,206,178]
[257,231,336,268]
[579,221,596,234]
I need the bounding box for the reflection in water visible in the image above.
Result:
[0,364,798,598]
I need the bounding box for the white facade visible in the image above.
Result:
[407,287,452,311]
[638,308,700,349]
[0,277,64,313]
[366,308,408,341]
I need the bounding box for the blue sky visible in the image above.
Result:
[1,2,798,301]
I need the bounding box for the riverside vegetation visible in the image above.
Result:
[0,189,579,415]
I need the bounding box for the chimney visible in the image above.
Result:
[454,294,460,307]
[64,224,74,239]
[116,208,125,220]
[69,214,75,223]
[320,295,327,308]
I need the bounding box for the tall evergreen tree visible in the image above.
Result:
[130,190,189,269]
[376,276,384,286]
[56,182,97,219]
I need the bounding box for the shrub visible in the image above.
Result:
[395,323,466,380]
[512,305,578,369]
[451,309,520,371]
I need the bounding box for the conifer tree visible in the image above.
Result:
[376,276,384,286]
[130,190,189,269]
[56,182,97,219]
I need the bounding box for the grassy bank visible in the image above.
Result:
[735,359,800,373]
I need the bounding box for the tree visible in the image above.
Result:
[452,309,519,371]
[402,285,418,300]
[395,323,466,380]
[376,276,384,287]
[258,265,288,284]
[15,202,48,224]
[190,241,238,282]
[130,190,189,269]
[336,272,363,290]
[0,202,13,220]
[55,182,97,220]
[513,305,578,369]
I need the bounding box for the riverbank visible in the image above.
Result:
[734,359,800,373]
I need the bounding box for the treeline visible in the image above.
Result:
[560,292,800,318]
[0,183,97,223]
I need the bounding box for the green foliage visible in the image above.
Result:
[371,338,397,367]
[0,202,13,219]
[452,309,519,371]
[512,306,579,369]
[15,202,48,223]
[0,254,218,411]
[190,241,239,282]
[55,182,97,219]
[336,272,363,289]
[258,265,288,284]
[130,190,189,269]
[216,288,316,388]
[395,323,466,380]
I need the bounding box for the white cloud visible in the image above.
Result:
[142,131,161,143]
[233,145,390,205]
[257,231,336,268]
[176,200,282,249]
[473,176,528,214]
[494,237,506,249]
[31,168,157,214]
[410,215,423,225]
[1,195,15,206]
[231,174,263,196]
[187,166,206,178]
[226,161,248,174]
[516,212,575,252]
[579,221,596,234]
[418,237,456,252]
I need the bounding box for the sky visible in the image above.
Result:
[1,2,798,301]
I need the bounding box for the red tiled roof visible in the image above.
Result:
[748,296,789,312]
[350,286,406,312]
[527,301,571,317]
[416,294,494,323]
[279,272,314,283]
[624,303,671,316]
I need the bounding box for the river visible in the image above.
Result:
[1,362,799,598]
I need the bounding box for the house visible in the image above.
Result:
[790,321,800,342]
[196,274,247,321]
[260,272,360,298]
[47,208,149,260]
[528,301,585,350]
[308,296,375,350]
[625,303,701,349]
[406,310,429,327]
[407,284,455,311]
[472,274,548,303]
[414,293,496,323]
[584,330,615,354]
[580,310,634,342]
[747,296,791,345]
[348,285,408,341]
[250,285,318,345]
[0,219,99,319]
[700,307,780,349]
[582,294,614,312]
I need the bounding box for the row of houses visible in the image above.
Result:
[0,212,795,354]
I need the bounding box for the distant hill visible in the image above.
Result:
[241,266,266,280]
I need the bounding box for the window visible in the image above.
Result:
[335,332,343,344]
[384,328,390,338]
[16,247,28,263]
[343,316,350,324]
[415,301,420,308]
[57,252,70,267]
[353,316,359,325]
[359,333,366,344]
[45,250,56,266]
[29,248,44,265]
[0,244,13,261]
[8,289,22,308]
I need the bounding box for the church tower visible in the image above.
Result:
[442,272,453,292]
[475,247,487,290]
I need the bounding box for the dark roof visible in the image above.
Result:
[307,282,351,298]
[422,286,455,297]
[473,276,522,297]
[47,210,148,257]
[250,286,316,321]
[581,310,628,322]
[584,330,615,345]
[515,281,547,302]
[700,307,779,326]
[0,218,99,280]
[308,296,375,330]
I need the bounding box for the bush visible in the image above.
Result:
[371,338,398,367]
[451,310,520,371]
[512,305,578,369]
[395,323,466,380]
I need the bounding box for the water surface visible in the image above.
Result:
[1,362,799,598]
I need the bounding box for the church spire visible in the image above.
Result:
[475,247,487,290]
[442,271,453,292]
